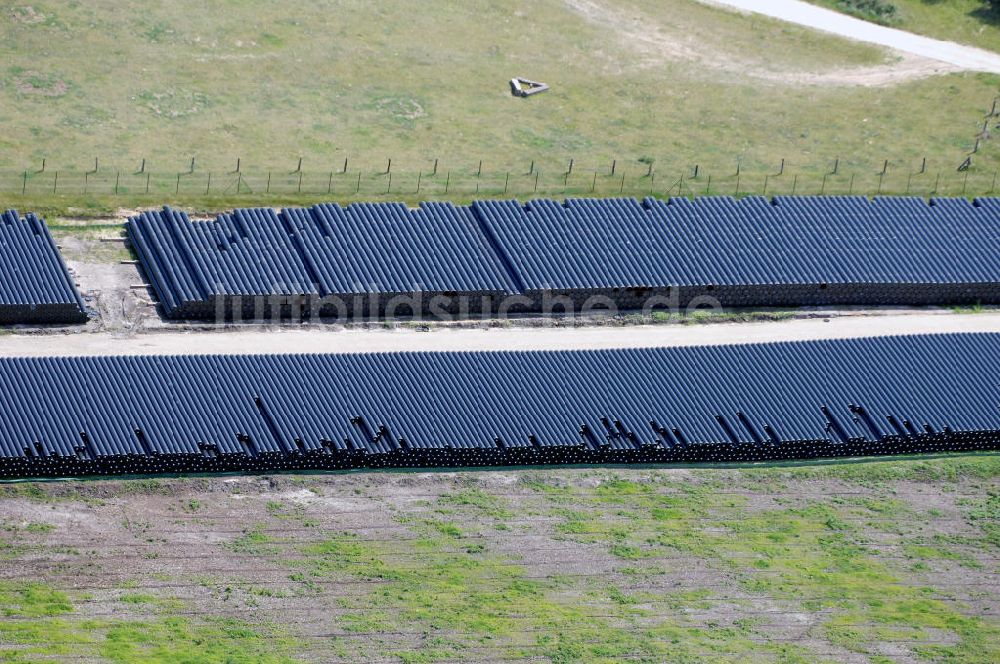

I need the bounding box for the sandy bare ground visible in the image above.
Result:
[706,0,1000,74]
[1,310,997,357]
[1,466,995,662]
[565,0,969,86]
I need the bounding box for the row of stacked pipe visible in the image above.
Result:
[0,334,998,479]
[0,210,86,324]
[4,196,1000,326]
[126,196,1000,320]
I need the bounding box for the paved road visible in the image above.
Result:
[2,312,998,357]
[705,0,1000,74]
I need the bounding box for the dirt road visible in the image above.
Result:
[705,0,1000,74]
[1,311,997,357]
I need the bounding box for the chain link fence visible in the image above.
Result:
[0,165,997,201]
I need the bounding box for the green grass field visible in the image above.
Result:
[0,456,997,662]
[2,0,999,200]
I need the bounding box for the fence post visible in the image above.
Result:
[53,171,58,194]
[22,171,27,195]
[933,173,940,195]
[906,172,913,195]
[432,159,438,176]
[39,158,45,173]
[504,171,509,195]
[343,157,349,173]
[821,173,828,195]
[591,170,597,193]
[619,173,625,194]
[145,172,150,194]
[115,171,120,195]
[791,173,798,195]
[734,173,740,197]
[356,171,362,194]
[139,158,145,174]
[446,171,451,194]
[298,170,303,194]
[567,159,574,175]
[236,172,242,194]
[992,170,998,194]
[833,158,839,175]
[387,172,391,195]
[176,173,180,194]
[207,172,212,195]
[534,171,539,193]
[417,171,423,195]
[611,159,616,176]
[84,172,88,195]
[328,171,334,194]
[763,174,769,197]
[266,172,271,194]
[386,158,391,175]
[848,174,854,195]
[705,174,711,196]
[529,160,534,176]
[477,160,483,177]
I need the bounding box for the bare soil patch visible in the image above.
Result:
[1,460,996,662]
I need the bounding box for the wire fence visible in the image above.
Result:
[1,165,998,200]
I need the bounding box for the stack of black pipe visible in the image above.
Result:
[0,209,87,324]
[126,196,1000,320]
[0,333,997,479]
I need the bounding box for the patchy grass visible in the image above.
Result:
[952,302,994,315]
[529,472,1000,662]
[1,456,998,662]
[438,487,513,520]
[226,524,278,555]
[291,529,806,662]
[0,581,73,617]
[0,0,997,185]
[738,453,1000,485]
[961,488,1000,548]
[0,580,299,663]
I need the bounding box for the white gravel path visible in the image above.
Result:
[1,311,998,357]
[704,0,1000,73]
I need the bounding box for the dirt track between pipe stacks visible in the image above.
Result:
[0,310,997,357]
